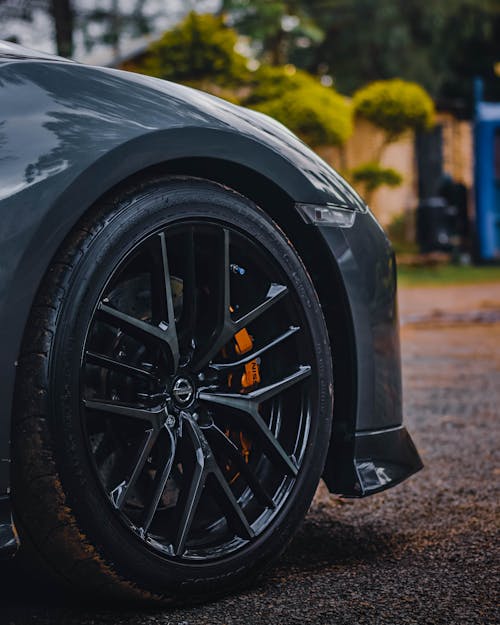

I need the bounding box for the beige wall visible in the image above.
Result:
[439,113,473,188]
[317,114,473,228]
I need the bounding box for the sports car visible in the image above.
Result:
[0,41,422,603]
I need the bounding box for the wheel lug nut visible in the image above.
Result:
[192,412,199,421]
[197,373,205,382]
[165,414,175,428]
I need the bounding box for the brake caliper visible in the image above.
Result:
[234,327,261,389]
[222,308,260,480]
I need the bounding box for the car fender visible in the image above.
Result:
[0,59,363,502]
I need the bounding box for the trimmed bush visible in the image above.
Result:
[350,162,403,194]
[353,79,435,140]
[246,66,318,104]
[249,66,352,146]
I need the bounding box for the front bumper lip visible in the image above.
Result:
[352,425,423,497]
[323,424,423,498]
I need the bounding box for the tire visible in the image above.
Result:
[12,176,333,604]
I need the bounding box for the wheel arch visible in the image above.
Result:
[1,147,357,522]
[92,156,358,495]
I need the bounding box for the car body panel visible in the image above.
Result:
[0,48,421,556]
[315,213,422,495]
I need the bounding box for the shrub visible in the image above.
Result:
[353,79,435,141]
[245,65,318,104]
[350,162,403,194]
[248,67,352,146]
[138,12,249,85]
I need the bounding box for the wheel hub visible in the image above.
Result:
[171,376,195,407]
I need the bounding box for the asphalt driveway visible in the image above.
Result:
[1,283,499,625]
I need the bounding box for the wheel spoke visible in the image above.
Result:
[206,424,275,508]
[192,263,289,371]
[210,326,300,371]
[110,427,159,510]
[97,303,165,343]
[83,398,165,426]
[199,367,311,476]
[209,464,255,540]
[173,418,206,556]
[199,366,311,410]
[233,283,288,332]
[97,237,179,374]
[179,227,197,345]
[85,350,159,381]
[249,410,298,476]
[156,231,180,371]
[192,228,232,370]
[173,416,255,554]
[142,425,177,532]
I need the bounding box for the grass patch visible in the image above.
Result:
[397,264,500,287]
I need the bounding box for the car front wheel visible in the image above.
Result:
[12,176,333,603]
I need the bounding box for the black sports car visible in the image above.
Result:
[0,41,422,603]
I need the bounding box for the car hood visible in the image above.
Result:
[0,40,366,211]
[100,67,367,211]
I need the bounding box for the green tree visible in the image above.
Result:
[138,12,249,86]
[306,0,500,107]
[224,0,500,109]
[221,0,323,66]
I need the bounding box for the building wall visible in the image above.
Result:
[440,113,474,188]
[318,114,473,228]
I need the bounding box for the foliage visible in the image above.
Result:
[4,1,499,107]
[350,162,403,194]
[221,0,323,66]
[224,0,500,109]
[138,12,249,85]
[248,67,352,146]
[397,264,500,287]
[246,65,319,104]
[306,0,500,107]
[353,79,435,141]
[349,79,433,203]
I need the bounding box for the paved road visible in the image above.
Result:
[1,285,499,624]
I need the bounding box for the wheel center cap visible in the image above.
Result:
[172,377,195,406]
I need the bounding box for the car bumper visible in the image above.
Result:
[314,208,423,496]
[324,425,423,497]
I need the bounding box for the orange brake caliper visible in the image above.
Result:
[224,321,259,480]
[234,327,261,389]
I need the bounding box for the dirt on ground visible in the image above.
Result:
[1,283,499,624]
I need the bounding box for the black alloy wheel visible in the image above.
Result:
[12,177,333,603]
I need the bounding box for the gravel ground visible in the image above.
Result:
[1,285,499,625]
